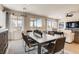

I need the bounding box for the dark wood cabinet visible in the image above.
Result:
[0,30,8,54]
[74,31,79,43]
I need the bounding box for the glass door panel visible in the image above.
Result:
[9,15,24,41]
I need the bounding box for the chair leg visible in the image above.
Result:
[62,49,64,54]
[25,44,26,52]
[23,41,27,52]
[25,46,37,54]
[27,51,30,54]
[23,42,31,54]
[25,45,30,54]
[25,44,30,53]
[42,48,45,54]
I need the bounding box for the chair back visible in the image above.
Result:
[33,30,42,37]
[26,30,32,33]
[53,37,65,53]
[22,33,31,48]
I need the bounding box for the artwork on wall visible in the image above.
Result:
[59,22,64,29]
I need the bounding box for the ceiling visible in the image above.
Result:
[3,4,79,19]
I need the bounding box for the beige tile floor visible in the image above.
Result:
[6,39,79,54]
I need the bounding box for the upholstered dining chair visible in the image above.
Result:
[22,33,37,53]
[33,30,43,38]
[26,30,32,33]
[43,37,66,54]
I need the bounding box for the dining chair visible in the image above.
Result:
[22,33,37,53]
[26,30,32,33]
[48,31,64,36]
[43,37,66,54]
[54,31,64,36]
[33,30,43,38]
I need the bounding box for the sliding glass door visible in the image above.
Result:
[8,14,24,41]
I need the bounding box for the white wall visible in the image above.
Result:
[0,5,6,28]
[0,11,6,28]
[58,13,79,30]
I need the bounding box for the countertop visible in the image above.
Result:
[0,28,8,33]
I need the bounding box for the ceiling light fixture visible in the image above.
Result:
[23,7,26,10]
[66,13,73,17]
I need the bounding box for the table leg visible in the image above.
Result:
[38,43,41,54]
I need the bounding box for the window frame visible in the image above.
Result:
[30,17,42,28]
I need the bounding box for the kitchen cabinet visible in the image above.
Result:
[0,29,8,53]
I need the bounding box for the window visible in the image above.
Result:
[30,20,34,27]
[47,20,52,28]
[36,19,42,27]
[52,21,58,28]
[9,14,24,31]
[30,18,35,27]
[47,19,58,31]
[30,18,42,28]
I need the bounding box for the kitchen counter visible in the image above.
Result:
[0,28,8,53]
[0,28,8,33]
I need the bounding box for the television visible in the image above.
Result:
[66,21,79,28]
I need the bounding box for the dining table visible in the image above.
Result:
[27,32,64,54]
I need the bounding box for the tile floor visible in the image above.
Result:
[6,39,79,54]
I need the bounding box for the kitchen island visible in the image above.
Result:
[0,28,8,54]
